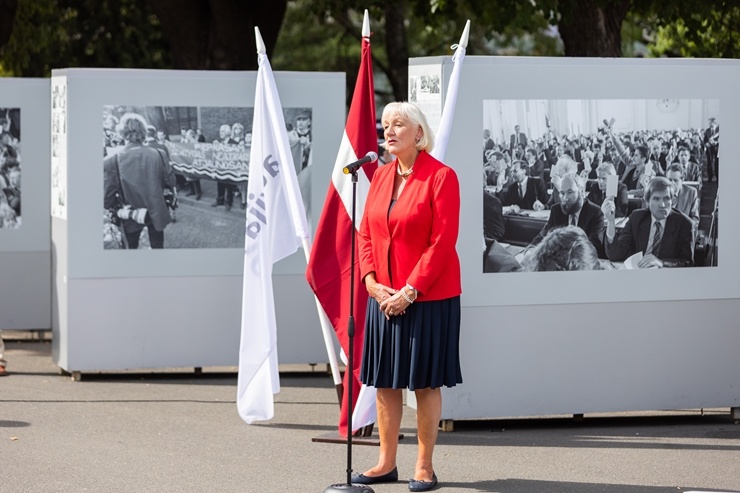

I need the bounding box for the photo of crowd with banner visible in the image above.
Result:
[482,98,719,273]
[0,108,21,229]
[101,105,312,249]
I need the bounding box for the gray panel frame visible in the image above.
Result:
[0,79,51,330]
[51,69,345,371]
[406,56,740,419]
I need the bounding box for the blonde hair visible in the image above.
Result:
[381,102,435,153]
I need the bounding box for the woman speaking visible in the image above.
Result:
[353,102,462,492]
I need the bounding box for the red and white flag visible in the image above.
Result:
[306,10,377,437]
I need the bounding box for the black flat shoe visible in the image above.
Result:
[408,472,438,492]
[351,467,398,485]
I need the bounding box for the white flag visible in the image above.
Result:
[430,20,470,162]
[237,28,310,424]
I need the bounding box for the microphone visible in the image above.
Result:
[342,151,378,175]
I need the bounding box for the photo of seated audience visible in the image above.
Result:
[481,98,718,272]
[0,108,21,229]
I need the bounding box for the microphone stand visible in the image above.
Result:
[324,170,374,493]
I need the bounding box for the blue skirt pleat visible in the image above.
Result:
[360,296,463,390]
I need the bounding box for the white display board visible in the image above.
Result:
[51,68,345,371]
[406,56,740,419]
[0,78,51,330]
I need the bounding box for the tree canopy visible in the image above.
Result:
[0,0,737,104]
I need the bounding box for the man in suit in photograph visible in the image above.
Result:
[211,123,238,210]
[587,161,629,217]
[483,187,505,250]
[602,177,693,268]
[483,128,495,162]
[500,160,548,212]
[532,172,605,257]
[703,117,719,181]
[510,124,527,153]
[524,147,545,180]
[675,146,702,183]
[484,150,511,191]
[647,137,665,174]
[483,188,520,273]
[665,163,699,230]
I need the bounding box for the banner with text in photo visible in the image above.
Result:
[166,140,249,183]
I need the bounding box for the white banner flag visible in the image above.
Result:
[430,20,470,163]
[237,28,310,424]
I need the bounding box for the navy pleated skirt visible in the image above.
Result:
[360,296,463,391]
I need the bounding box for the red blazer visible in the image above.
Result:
[359,151,461,301]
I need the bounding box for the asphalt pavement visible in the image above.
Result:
[2,335,740,493]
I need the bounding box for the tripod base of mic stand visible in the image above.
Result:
[324,484,375,493]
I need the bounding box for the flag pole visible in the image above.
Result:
[302,242,344,400]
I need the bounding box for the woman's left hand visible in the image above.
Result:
[379,291,411,320]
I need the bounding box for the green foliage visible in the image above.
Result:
[273,0,563,106]
[272,3,363,73]
[1,0,736,84]
[647,7,740,58]
[0,0,172,77]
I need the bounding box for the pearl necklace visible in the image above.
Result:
[397,165,414,178]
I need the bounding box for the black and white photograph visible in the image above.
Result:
[51,78,68,219]
[0,108,21,229]
[102,104,313,249]
[482,98,719,273]
[408,64,443,138]
[408,73,440,103]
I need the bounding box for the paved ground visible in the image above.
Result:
[2,337,739,493]
[163,179,247,249]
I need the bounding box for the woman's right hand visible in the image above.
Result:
[365,279,396,304]
[366,277,396,305]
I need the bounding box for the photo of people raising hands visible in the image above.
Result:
[482,98,719,272]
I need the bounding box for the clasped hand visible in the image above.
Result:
[368,281,408,320]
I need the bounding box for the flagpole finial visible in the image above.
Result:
[362,9,370,38]
[255,26,267,54]
[460,20,471,49]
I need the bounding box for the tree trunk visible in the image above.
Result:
[558,0,630,57]
[384,3,409,102]
[146,0,287,70]
[0,0,19,48]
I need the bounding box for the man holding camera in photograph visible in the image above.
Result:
[104,113,175,249]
